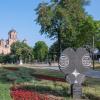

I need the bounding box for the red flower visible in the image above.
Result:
[35,74,65,82]
[10,89,49,100]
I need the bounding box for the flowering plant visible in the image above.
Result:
[34,74,65,82]
[10,88,48,100]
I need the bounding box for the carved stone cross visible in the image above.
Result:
[59,47,99,99]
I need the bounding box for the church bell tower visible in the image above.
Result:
[8,29,17,46]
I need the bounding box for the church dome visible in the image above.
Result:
[8,29,16,34]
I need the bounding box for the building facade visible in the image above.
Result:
[0,29,17,55]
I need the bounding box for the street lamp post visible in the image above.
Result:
[93,36,95,70]
[58,32,61,64]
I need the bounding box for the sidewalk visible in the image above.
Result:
[32,63,58,67]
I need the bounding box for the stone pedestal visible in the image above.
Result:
[72,83,82,99]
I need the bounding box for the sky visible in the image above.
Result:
[0,0,100,47]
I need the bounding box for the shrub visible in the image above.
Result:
[5,67,35,84]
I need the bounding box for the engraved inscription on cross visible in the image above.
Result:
[59,48,91,84]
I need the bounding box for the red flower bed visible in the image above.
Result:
[4,67,19,71]
[10,74,66,100]
[34,74,66,82]
[10,88,48,100]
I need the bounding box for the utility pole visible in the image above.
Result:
[93,36,95,70]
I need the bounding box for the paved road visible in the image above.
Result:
[85,69,100,79]
[33,66,100,79]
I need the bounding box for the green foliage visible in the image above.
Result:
[6,72,18,81]
[34,41,48,62]
[11,41,34,63]
[0,54,4,63]
[36,0,85,41]
[36,0,100,49]
[76,16,100,47]
[4,67,35,84]
[0,54,13,64]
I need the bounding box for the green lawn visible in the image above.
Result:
[0,65,100,100]
[0,83,11,100]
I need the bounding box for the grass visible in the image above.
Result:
[20,80,70,97]
[34,69,65,78]
[0,83,11,100]
[0,64,100,100]
[83,78,100,100]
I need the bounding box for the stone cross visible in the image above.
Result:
[59,47,100,99]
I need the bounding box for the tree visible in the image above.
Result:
[36,0,88,44]
[0,54,13,64]
[34,41,48,62]
[0,54,4,63]
[35,0,88,60]
[11,41,34,63]
[36,0,100,59]
[76,16,100,47]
